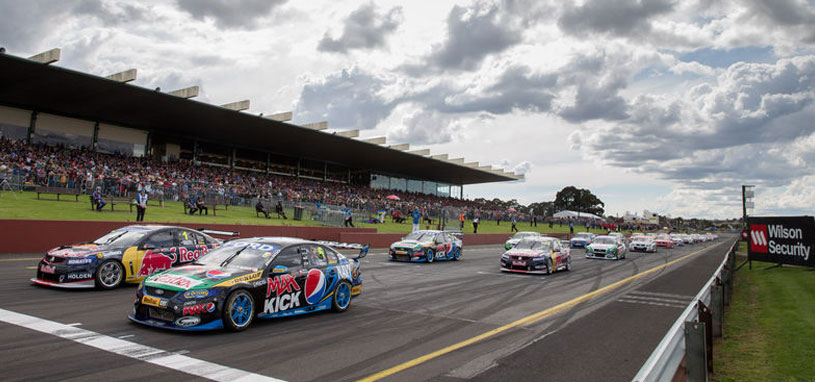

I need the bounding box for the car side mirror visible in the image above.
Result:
[272,265,288,274]
[355,244,369,260]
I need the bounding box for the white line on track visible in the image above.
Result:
[117,334,135,339]
[67,322,82,326]
[0,308,287,382]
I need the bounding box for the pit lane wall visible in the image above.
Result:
[0,219,552,254]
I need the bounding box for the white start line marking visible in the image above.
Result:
[0,308,286,382]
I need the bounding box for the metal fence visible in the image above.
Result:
[632,238,738,382]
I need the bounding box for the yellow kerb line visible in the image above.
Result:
[356,246,712,382]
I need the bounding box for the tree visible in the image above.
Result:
[553,186,605,216]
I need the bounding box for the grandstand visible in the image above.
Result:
[0,48,521,202]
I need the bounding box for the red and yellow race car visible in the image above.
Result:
[32,225,232,289]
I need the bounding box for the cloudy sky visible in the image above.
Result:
[2,0,814,219]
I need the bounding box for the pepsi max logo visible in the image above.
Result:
[206,270,231,279]
[304,269,326,305]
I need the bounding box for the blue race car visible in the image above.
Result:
[129,237,367,331]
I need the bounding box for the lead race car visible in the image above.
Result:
[500,237,571,274]
[388,230,462,262]
[32,225,227,289]
[129,237,368,331]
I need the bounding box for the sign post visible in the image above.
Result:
[747,216,815,268]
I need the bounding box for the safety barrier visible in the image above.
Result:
[632,239,738,382]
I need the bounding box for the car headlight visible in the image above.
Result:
[501,254,510,260]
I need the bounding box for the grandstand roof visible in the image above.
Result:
[0,53,521,185]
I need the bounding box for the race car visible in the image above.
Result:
[388,230,462,262]
[505,231,542,250]
[654,234,674,249]
[569,232,595,248]
[32,225,225,289]
[129,237,368,331]
[629,236,657,253]
[586,235,627,260]
[500,237,571,274]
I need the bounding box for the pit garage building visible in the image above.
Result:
[0,49,521,198]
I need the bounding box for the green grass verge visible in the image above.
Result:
[713,253,815,381]
[0,191,610,235]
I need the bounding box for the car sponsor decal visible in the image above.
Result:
[137,250,176,277]
[66,273,92,280]
[39,264,55,274]
[263,291,301,314]
[213,271,263,288]
[334,263,351,280]
[205,270,231,279]
[177,245,210,263]
[175,316,201,327]
[142,295,167,308]
[304,269,326,305]
[182,302,216,316]
[266,274,300,298]
[183,290,209,299]
[67,258,93,265]
[149,274,203,290]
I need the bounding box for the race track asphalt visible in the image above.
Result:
[0,235,735,382]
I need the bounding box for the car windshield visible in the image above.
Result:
[92,230,146,248]
[512,232,537,239]
[575,233,592,239]
[593,237,616,245]
[195,242,278,271]
[404,232,435,242]
[514,240,552,250]
[632,238,650,243]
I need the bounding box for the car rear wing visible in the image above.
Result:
[197,229,240,240]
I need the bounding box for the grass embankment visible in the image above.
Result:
[712,242,815,381]
[0,191,609,235]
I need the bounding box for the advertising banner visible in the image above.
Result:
[747,216,815,267]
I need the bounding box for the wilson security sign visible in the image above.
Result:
[748,216,815,267]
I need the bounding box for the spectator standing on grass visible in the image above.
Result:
[586,221,590,232]
[412,208,421,232]
[569,221,574,234]
[136,189,147,222]
[473,216,480,234]
[511,215,518,232]
[344,207,354,228]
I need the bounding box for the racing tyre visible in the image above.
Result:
[223,290,254,331]
[332,281,352,313]
[565,258,571,271]
[452,248,462,261]
[545,258,553,275]
[425,249,435,263]
[95,260,124,289]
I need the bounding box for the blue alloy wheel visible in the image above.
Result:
[332,281,352,312]
[453,248,461,261]
[426,249,435,263]
[223,290,254,331]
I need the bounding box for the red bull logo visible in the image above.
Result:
[137,250,176,277]
[304,269,326,305]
